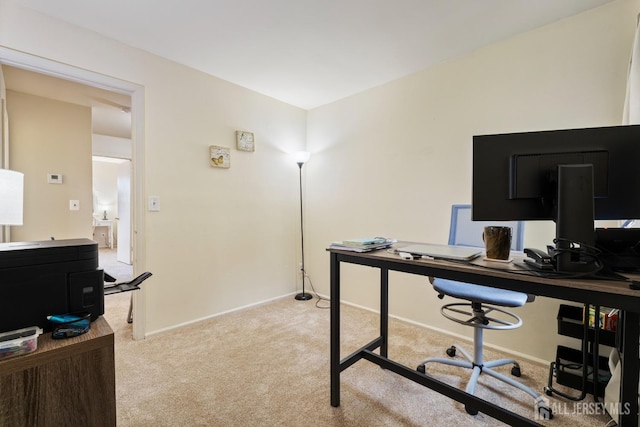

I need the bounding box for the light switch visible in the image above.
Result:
[69,200,80,211]
[148,196,160,212]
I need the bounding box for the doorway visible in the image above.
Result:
[0,46,147,340]
[93,156,133,281]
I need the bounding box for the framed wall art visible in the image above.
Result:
[210,145,230,168]
[236,130,255,152]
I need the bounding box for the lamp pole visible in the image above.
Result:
[294,152,312,301]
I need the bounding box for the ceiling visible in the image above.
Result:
[12,0,616,110]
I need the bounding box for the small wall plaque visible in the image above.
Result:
[210,145,231,168]
[236,131,255,152]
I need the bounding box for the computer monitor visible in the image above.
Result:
[472,124,640,273]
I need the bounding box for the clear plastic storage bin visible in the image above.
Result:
[0,326,42,360]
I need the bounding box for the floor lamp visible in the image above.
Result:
[294,151,312,301]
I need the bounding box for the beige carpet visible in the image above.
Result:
[99,248,134,282]
[102,290,615,427]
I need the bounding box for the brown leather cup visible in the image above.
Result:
[483,226,512,260]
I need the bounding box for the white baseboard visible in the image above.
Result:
[146,292,296,337]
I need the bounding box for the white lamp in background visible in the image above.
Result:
[294,151,311,165]
[99,204,109,220]
[294,151,312,301]
[0,169,24,226]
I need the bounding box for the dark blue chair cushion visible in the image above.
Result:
[432,278,528,307]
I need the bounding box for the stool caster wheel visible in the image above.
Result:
[446,346,456,357]
[511,365,521,377]
[465,405,478,416]
[544,386,553,396]
[417,364,425,374]
[538,405,553,420]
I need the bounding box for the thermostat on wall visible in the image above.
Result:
[47,173,63,184]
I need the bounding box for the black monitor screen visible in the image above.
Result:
[472,125,640,222]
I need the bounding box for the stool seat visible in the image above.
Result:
[432,278,528,307]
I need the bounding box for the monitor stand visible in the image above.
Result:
[554,164,598,274]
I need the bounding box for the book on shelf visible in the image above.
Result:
[584,306,618,332]
[329,237,396,252]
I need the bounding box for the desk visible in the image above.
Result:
[0,316,116,426]
[329,244,640,427]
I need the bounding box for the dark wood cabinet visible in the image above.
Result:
[0,317,116,427]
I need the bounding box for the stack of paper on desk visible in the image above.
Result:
[329,237,396,252]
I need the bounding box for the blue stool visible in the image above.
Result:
[417,278,552,420]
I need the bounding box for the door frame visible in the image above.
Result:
[0,46,147,340]
[116,159,132,265]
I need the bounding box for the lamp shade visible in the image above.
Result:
[0,169,24,225]
[293,151,311,165]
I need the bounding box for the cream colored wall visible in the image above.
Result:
[92,134,132,160]
[7,90,93,242]
[306,0,639,362]
[0,64,5,166]
[0,0,307,333]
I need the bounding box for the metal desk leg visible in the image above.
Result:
[127,294,133,324]
[330,252,341,407]
[380,268,389,358]
[620,311,639,427]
